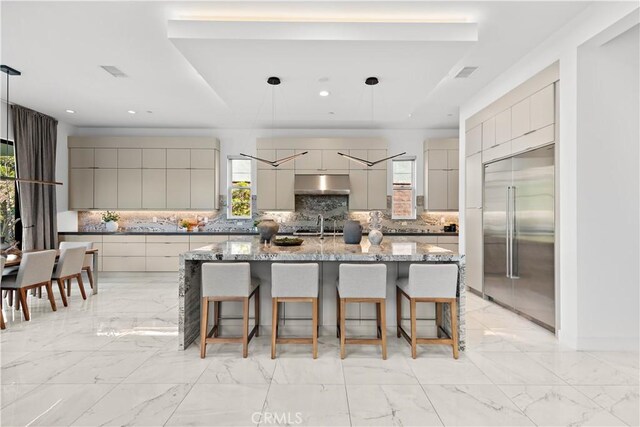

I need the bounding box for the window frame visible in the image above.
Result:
[0,138,20,244]
[227,156,253,219]
[391,156,417,220]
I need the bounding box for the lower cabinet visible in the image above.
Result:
[465,208,483,292]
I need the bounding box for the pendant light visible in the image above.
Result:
[0,64,62,186]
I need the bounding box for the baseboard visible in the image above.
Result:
[576,336,640,351]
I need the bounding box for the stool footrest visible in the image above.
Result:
[276,337,313,344]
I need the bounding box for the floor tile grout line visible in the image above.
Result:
[340,355,354,427]
[417,383,446,426]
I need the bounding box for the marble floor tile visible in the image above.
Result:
[464,329,522,352]
[588,352,640,380]
[527,352,639,385]
[493,328,575,352]
[347,384,443,426]
[261,384,351,426]
[1,350,93,385]
[500,384,627,426]
[1,383,114,426]
[47,350,156,384]
[197,355,276,384]
[0,383,38,408]
[342,355,419,385]
[72,383,192,427]
[122,347,211,384]
[466,351,565,385]
[423,384,534,426]
[575,385,640,426]
[165,383,268,426]
[272,357,345,384]
[409,355,493,385]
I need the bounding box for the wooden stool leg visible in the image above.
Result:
[376,302,381,338]
[312,297,318,359]
[19,288,29,321]
[46,281,57,311]
[86,267,95,289]
[242,297,249,358]
[200,297,209,358]
[56,279,68,307]
[213,301,219,337]
[336,291,340,338]
[271,298,278,359]
[76,274,87,300]
[380,300,387,360]
[436,302,443,338]
[410,298,417,359]
[340,298,346,359]
[254,287,260,337]
[450,300,459,359]
[396,287,402,338]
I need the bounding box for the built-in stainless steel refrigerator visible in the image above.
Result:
[483,144,555,331]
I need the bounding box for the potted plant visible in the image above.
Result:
[102,211,120,232]
[180,219,198,232]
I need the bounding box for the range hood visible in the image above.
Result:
[294,174,350,195]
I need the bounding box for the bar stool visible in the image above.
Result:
[271,263,319,359]
[396,264,459,359]
[200,262,260,359]
[336,264,387,360]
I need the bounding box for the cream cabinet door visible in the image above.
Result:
[348,170,368,210]
[428,150,448,170]
[257,169,276,210]
[69,168,94,209]
[511,97,531,138]
[482,117,496,150]
[367,169,387,210]
[447,169,459,210]
[322,150,349,170]
[276,169,295,210]
[190,169,216,209]
[295,149,322,170]
[166,149,190,169]
[142,149,166,168]
[69,148,94,168]
[118,169,142,208]
[118,149,142,169]
[368,149,387,170]
[465,207,483,292]
[94,169,118,209]
[495,109,512,145]
[530,84,555,131]
[348,149,368,170]
[427,169,447,210]
[142,169,166,209]
[94,148,117,168]
[465,124,482,156]
[465,152,483,209]
[447,149,459,170]
[256,149,276,170]
[276,149,295,170]
[166,169,190,208]
[190,149,215,169]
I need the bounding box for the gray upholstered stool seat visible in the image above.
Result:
[200,262,261,358]
[396,264,459,359]
[336,264,388,359]
[271,263,320,359]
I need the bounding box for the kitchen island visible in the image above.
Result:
[179,236,465,351]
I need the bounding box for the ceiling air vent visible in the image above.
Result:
[100,65,127,78]
[454,66,478,79]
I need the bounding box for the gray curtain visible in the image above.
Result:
[11,104,58,250]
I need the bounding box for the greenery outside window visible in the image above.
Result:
[0,139,18,243]
[228,157,252,219]
[392,157,416,220]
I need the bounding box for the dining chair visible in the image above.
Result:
[0,250,58,321]
[59,241,95,289]
[52,246,87,306]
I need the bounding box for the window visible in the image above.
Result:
[228,157,252,219]
[392,157,416,219]
[0,139,18,243]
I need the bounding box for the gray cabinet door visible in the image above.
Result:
[367,169,387,210]
[142,149,166,169]
[94,169,118,209]
[166,169,190,208]
[257,169,276,210]
[190,169,216,209]
[118,149,142,168]
[427,169,447,210]
[348,170,368,210]
[69,168,94,209]
[69,148,94,168]
[447,169,459,210]
[276,169,295,210]
[94,148,117,168]
[117,169,142,208]
[142,169,166,209]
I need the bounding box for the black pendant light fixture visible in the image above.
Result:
[338,76,406,167]
[241,76,307,167]
[0,64,63,186]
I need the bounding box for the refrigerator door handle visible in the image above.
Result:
[510,186,519,279]
[506,186,511,278]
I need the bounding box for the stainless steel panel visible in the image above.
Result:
[294,174,350,195]
[483,157,513,306]
[512,145,555,329]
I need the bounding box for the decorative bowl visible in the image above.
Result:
[272,237,304,247]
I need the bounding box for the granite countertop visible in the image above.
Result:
[181,236,463,262]
[59,231,459,237]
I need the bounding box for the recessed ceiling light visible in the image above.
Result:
[65,109,75,114]
[127,110,136,114]
[319,90,330,97]
[408,113,412,117]
[328,112,335,115]
[318,77,330,83]
[448,113,453,117]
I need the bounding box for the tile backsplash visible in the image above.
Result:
[77,195,458,233]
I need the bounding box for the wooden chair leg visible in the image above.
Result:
[85,267,95,289]
[213,301,220,337]
[450,300,459,359]
[0,295,5,329]
[380,300,387,360]
[56,279,68,307]
[376,302,382,338]
[312,297,318,359]
[336,292,340,338]
[254,287,260,337]
[76,274,87,300]
[410,298,417,359]
[271,298,278,359]
[8,290,14,308]
[18,288,29,321]
[46,281,57,311]
[242,297,250,358]
[67,279,71,296]
[200,297,209,358]
[396,287,402,338]
[37,286,42,298]
[340,298,346,359]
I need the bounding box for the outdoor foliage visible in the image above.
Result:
[231,181,251,217]
[0,154,17,243]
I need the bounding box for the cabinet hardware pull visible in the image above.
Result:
[524,130,536,136]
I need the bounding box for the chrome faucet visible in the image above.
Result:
[317,214,325,240]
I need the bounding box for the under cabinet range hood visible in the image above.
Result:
[294,174,350,195]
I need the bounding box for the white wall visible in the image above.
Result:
[74,127,457,200]
[55,120,78,231]
[459,3,639,350]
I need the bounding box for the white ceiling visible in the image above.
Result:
[0,1,595,129]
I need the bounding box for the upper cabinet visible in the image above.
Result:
[465,124,482,156]
[68,137,220,210]
[512,84,555,139]
[425,139,459,211]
